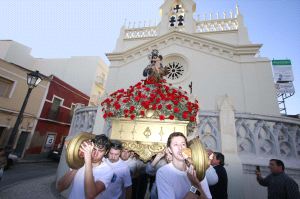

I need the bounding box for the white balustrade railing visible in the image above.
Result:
[69,106,98,136]
[235,113,300,159]
[195,18,238,33]
[124,26,158,39]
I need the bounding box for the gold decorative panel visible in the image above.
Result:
[110,117,189,161]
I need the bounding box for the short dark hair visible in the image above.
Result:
[110,140,123,150]
[270,159,285,171]
[214,152,225,166]
[167,132,187,147]
[91,134,110,150]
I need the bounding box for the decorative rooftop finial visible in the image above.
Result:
[235,3,240,17]
[133,21,135,28]
[209,13,212,20]
[223,11,226,19]
[230,10,233,18]
[216,12,219,19]
[124,18,127,26]
[128,21,131,28]
[204,13,207,21]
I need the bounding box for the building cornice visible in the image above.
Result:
[106,30,262,65]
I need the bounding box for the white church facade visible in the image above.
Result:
[57,0,300,198]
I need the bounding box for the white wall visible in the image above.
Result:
[34,56,107,96]
[0,40,34,69]
[106,43,280,116]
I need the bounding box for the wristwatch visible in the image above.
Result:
[190,185,201,196]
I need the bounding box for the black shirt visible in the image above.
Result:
[257,172,300,199]
[209,165,228,199]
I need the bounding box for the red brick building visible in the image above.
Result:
[26,76,89,155]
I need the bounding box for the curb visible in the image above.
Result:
[18,159,56,164]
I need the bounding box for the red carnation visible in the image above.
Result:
[140,110,145,116]
[190,116,196,122]
[103,113,107,119]
[150,93,156,99]
[124,109,129,115]
[182,111,189,119]
[174,107,180,113]
[152,104,157,110]
[158,104,163,110]
[194,103,199,109]
[169,115,175,120]
[134,96,140,102]
[130,106,135,112]
[130,114,136,120]
[166,104,172,110]
[114,103,121,110]
[159,115,165,120]
[156,98,161,103]
[173,100,179,105]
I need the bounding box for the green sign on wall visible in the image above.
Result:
[272,59,291,65]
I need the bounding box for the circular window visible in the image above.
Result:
[163,55,188,84]
[166,62,184,80]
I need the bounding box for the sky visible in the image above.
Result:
[0,0,299,114]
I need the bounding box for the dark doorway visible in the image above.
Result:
[14,131,29,157]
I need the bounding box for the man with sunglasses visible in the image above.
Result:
[57,134,113,199]
[101,140,132,199]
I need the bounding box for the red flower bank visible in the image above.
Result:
[101,78,199,132]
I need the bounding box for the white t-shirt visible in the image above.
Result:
[123,158,137,178]
[205,165,218,186]
[156,163,212,199]
[157,163,191,199]
[68,161,113,199]
[101,158,132,199]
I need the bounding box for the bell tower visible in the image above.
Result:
[158,0,196,35]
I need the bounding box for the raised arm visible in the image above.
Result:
[256,171,270,187]
[56,169,78,192]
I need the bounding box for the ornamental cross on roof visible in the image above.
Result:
[178,15,184,26]
[169,4,185,27]
[169,16,176,26]
[173,4,182,13]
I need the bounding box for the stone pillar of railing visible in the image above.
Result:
[217,95,244,199]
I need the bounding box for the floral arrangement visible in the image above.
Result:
[100,78,199,132]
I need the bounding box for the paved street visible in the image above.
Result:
[0,161,62,199]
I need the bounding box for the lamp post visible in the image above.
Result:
[6,70,42,153]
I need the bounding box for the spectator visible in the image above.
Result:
[209,152,228,199]
[205,149,218,186]
[256,159,299,199]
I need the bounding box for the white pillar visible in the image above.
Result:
[217,95,245,199]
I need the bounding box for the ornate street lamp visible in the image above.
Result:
[6,70,43,153]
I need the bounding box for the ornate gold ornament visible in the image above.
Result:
[66,132,95,169]
[109,117,189,162]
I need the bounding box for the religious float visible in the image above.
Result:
[66,50,209,180]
